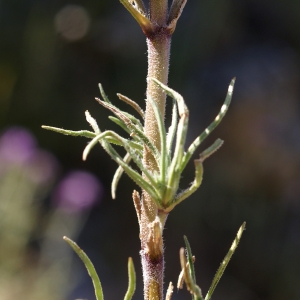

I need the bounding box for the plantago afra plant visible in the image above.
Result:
[43,0,245,299]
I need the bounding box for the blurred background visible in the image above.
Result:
[1,0,300,299]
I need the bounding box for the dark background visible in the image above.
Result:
[1,0,300,299]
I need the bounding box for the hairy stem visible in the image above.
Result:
[140,6,171,300]
[144,34,170,172]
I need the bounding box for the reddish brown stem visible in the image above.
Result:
[139,27,171,300]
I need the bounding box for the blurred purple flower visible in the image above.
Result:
[0,127,37,165]
[0,127,60,185]
[26,150,60,185]
[53,171,103,213]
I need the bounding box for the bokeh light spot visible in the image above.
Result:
[53,171,103,213]
[54,5,91,42]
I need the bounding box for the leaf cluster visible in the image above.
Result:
[42,78,235,214]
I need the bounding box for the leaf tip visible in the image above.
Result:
[63,236,72,243]
[82,152,87,161]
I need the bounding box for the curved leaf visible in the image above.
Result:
[64,237,104,300]
[124,257,136,300]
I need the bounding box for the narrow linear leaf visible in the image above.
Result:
[172,113,188,167]
[115,106,143,130]
[109,116,144,150]
[119,0,153,34]
[112,153,131,199]
[124,144,158,189]
[167,0,187,34]
[123,111,144,131]
[117,93,144,118]
[166,99,178,156]
[84,112,159,200]
[124,257,136,300]
[177,265,185,289]
[151,78,187,146]
[42,126,96,138]
[183,236,196,284]
[168,0,187,23]
[96,98,159,160]
[116,154,161,205]
[83,132,122,160]
[104,136,125,146]
[132,190,142,223]
[179,248,202,299]
[182,78,235,171]
[109,116,130,134]
[180,249,192,289]
[204,222,246,300]
[84,112,155,199]
[166,282,174,300]
[106,120,144,151]
[84,131,157,191]
[63,236,104,300]
[85,132,161,204]
[179,248,190,288]
[151,78,189,204]
[133,0,147,15]
[177,257,196,290]
[166,159,203,212]
[82,131,128,161]
[96,97,143,130]
[151,78,187,116]
[98,83,111,103]
[148,96,167,185]
[179,246,203,300]
[200,139,224,162]
[86,110,101,134]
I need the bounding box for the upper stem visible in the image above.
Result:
[144,33,170,172]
